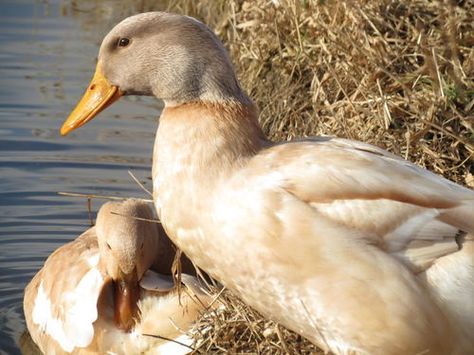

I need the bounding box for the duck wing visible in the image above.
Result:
[24,227,108,353]
[247,137,473,273]
[209,137,472,353]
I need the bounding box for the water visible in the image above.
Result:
[0,1,168,353]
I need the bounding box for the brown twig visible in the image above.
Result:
[109,211,161,224]
[128,170,153,197]
[57,191,153,203]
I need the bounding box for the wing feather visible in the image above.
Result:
[25,228,108,353]
[244,137,474,271]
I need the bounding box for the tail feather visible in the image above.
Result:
[438,203,474,234]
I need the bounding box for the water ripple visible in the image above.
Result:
[0,1,161,353]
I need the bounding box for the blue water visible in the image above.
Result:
[0,1,167,353]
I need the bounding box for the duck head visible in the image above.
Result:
[96,199,158,331]
[61,12,246,135]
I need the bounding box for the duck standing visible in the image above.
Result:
[60,12,473,354]
[24,199,212,354]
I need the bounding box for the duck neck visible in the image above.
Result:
[155,99,266,173]
[152,99,266,219]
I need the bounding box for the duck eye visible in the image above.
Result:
[106,242,112,250]
[117,38,130,47]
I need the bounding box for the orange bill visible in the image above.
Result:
[60,65,123,136]
[113,275,140,332]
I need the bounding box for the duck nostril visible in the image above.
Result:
[90,84,96,90]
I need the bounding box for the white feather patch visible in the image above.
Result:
[63,267,103,347]
[384,209,461,251]
[86,253,100,267]
[32,282,76,352]
[140,270,175,292]
[393,239,460,273]
[154,333,194,355]
[32,268,104,352]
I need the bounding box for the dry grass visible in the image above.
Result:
[166,0,473,183]
[71,0,474,353]
[191,288,322,354]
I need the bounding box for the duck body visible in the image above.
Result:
[60,12,474,354]
[153,101,473,354]
[24,200,211,355]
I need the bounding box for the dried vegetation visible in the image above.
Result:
[167,0,474,182]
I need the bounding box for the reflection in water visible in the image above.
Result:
[0,1,171,353]
[18,331,41,355]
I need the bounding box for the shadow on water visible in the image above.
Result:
[0,0,172,353]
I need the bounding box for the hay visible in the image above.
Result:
[192,288,322,354]
[169,0,473,183]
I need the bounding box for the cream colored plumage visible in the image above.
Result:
[24,199,212,354]
[60,12,474,354]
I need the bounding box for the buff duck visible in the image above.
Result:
[24,199,213,354]
[60,12,474,354]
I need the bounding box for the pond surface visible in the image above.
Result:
[0,1,168,353]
